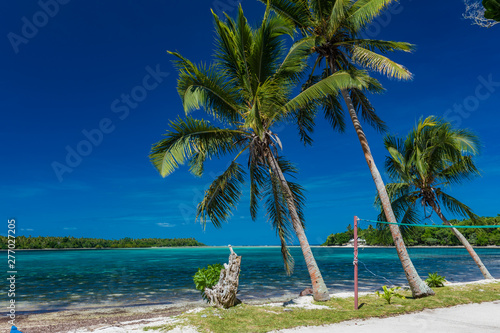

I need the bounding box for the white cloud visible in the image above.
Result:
[157,222,176,228]
[63,227,77,230]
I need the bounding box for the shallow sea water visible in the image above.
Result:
[4,246,499,313]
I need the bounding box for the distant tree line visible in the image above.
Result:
[323,216,500,246]
[0,236,205,249]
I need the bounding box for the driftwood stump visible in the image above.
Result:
[205,245,242,308]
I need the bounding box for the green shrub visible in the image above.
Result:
[375,286,406,304]
[425,272,446,288]
[193,263,224,302]
[424,237,439,245]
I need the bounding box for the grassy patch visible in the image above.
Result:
[143,323,176,331]
[150,282,500,333]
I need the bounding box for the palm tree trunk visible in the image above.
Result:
[267,153,330,301]
[339,88,434,298]
[428,201,494,280]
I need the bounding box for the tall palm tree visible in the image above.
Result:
[150,6,373,301]
[380,116,494,280]
[261,0,434,297]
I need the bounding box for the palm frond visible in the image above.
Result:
[294,99,318,145]
[212,9,255,99]
[265,168,295,274]
[168,51,242,123]
[275,35,316,83]
[284,70,371,112]
[323,93,346,133]
[383,134,408,182]
[350,88,387,133]
[326,0,350,35]
[379,197,420,235]
[249,162,267,220]
[440,156,480,184]
[352,46,412,80]
[150,117,245,177]
[257,0,312,29]
[348,0,397,31]
[437,192,478,221]
[452,128,481,155]
[346,39,415,54]
[309,0,327,21]
[248,12,294,85]
[244,98,266,138]
[197,161,246,228]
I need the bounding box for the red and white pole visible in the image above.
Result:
[354,215,358,310]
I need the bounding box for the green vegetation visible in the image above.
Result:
[483,0,500,21]
[426,273,447,288]
[323,216,500,246]
[193,263,224,302]
[144,282,500,333]
[143,324,176,332]
[375,286,406,304]
[0,236,204,249]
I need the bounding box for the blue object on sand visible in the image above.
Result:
[11,326,23,333]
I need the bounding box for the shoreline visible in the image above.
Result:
[2,245,499,251]
[10,279,499,333]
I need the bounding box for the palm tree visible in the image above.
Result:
[261,0,434,297]
[150,6,373,301]
[380,116,494,280]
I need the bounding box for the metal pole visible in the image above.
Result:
[354,215,358,310]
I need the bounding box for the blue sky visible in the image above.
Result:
[1,0,499,246]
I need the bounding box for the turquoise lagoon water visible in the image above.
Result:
[4,246,500,313]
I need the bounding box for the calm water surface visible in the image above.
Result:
[3,246,500,313]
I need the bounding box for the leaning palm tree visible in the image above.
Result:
[261,0,434,297]
[150,6,373,301]
[380,116,494,280]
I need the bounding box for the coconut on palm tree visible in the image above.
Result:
[150,6,374,301]
[379,116,494,280]
[261,0,434,297]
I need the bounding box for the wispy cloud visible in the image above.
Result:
[2,187,45,198]
[107,215,159,222]
[102,215,185,225]
[157,222,176,228]
[302,171,367,191]
[0,181,91,198]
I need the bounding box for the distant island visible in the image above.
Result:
[0,236,205,249]
[323,215,500,246]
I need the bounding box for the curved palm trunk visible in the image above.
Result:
[428,201,494,280]
[267,153,330,301]
[340,89,434,298]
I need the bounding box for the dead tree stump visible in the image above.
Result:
[205,245,242,308]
